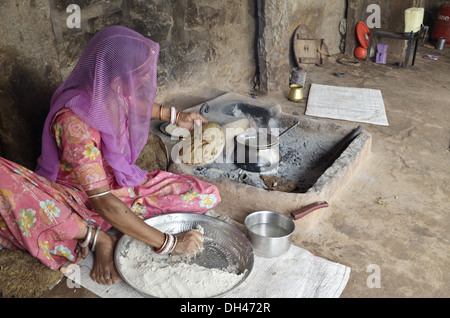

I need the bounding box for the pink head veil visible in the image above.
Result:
[36,26,159,187]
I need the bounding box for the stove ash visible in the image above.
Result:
[193,121,336,193]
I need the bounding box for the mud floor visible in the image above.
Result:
[42,46,449,298]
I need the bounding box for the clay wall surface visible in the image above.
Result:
[0,0,256,168]
[5,1,441,168]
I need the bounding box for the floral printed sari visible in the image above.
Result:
[0,109,220,270]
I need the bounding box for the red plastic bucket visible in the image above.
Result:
[431,4,450,46]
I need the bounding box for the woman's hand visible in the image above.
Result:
[172,229,205,256]
[177,112,207,131]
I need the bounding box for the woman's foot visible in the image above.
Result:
[90,230,121,285]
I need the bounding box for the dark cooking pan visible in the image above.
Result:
[244,201,329,257]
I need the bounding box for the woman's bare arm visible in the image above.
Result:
[86,186,203,255]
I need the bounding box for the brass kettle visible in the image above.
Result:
[288,84,303,102]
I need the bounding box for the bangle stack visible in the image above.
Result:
[154,233,178,255]
[79,225,94,248]
[91,226,101,252]
[79,224,101,251]
[165,106,182,126]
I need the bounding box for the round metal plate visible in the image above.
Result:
[114,213,254,298]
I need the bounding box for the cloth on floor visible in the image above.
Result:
[63,213,350,298]
[305,84,389,126]
[65,243,350,298]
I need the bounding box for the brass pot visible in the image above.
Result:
[288,84,303,102]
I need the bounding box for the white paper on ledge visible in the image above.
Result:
[306,83,389,126]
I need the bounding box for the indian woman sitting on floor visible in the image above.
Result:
[0,25,220,285]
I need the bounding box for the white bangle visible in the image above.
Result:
[170,107,176,125]
[168,236,178,254]
[87,190,111,199]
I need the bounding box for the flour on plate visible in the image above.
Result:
[118,237,245,298]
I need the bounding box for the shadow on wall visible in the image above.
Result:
[1,0,257,169]
[0,49,57,170]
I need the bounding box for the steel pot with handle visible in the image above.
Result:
[244,201,329,257]
[234,121,300,172]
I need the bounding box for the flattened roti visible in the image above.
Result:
[178,122,225,166]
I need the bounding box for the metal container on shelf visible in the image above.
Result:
[288,84,304,102]
[290,67,307,86]
[436,37,446,50]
